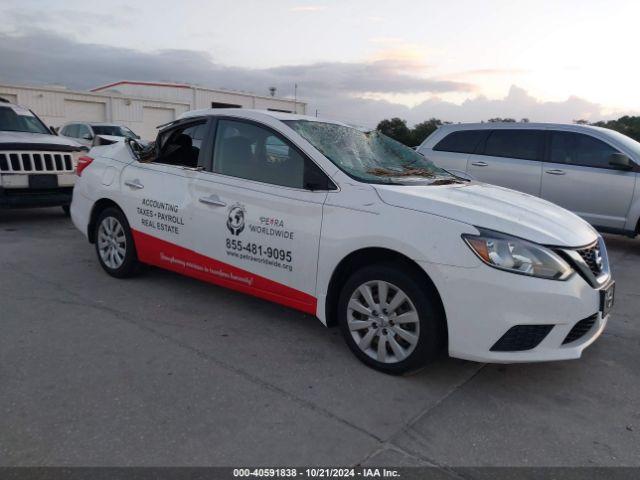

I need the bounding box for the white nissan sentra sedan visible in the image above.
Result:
[70,109,615,374]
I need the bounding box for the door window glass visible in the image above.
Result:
[182,123,208,150]
[550,131,619,168]
[77,124,91,139]
[213,119,308,188]
[154,121,205,168]
[65,124,79,137]
[483,130,544,161]
[433,130,487,153]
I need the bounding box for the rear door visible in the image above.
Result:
[541,130,636,229]
[189,117,330,314]
[119,118,211,268]
[467,129,545,196]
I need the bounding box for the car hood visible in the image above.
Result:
[374,182,598,247]
[0,131,82,148]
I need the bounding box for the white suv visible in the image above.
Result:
[71,109,614,373]
[417,123,640,237]
[0,98,84,213]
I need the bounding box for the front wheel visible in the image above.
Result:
[338,264,445,374]
[94,207,139,278]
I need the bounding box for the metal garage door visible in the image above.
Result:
[64,100,106,122]
[142,107,175,141]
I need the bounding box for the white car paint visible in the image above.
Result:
[71,109,613,366]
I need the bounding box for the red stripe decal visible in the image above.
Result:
[131,229,317,315]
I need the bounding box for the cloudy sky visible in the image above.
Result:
[0,0,638,127]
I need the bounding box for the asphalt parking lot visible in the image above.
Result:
[1,208,638,468]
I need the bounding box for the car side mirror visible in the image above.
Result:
[609,153,632,170]
[82,133,94,140]
[50,126,58,135]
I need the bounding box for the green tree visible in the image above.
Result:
[410,118,442,146]
[376,117,412,146]
[487,117,516,123]
[591,116,640,142]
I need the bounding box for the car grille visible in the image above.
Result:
[562,314,597,344]
[0,151,74,173]
[576,243,603,277]
[490,325,554,351]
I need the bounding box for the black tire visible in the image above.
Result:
[338,263,445,375]
[61,205,70,216]
[94,207,140,278]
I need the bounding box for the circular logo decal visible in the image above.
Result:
[227,204,246,236]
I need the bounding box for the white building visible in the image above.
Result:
[0,81,306,141]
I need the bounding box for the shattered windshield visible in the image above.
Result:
[285,120,461,185]
[0,106,51,134]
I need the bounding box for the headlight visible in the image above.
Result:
[462,229,573,280]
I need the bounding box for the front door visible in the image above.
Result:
[189,118,330,314]
[541,131,636,229]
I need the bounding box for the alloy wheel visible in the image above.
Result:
[347,280,420,363]
[97,216,127,270]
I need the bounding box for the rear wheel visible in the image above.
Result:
[94,207,139,278]
[338,264,444,374]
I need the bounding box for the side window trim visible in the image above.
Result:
[472,130,490,154]
[474,130,490,156]
[208,116,336,191]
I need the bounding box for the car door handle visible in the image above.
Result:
[199,195,227,207]
[124,179,144,189]
[545,169,566,175]
[471,161,488,167]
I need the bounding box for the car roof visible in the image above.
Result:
[178,108,350,127]
[436,121,612,134]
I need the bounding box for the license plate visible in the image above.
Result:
[29,174,58,189]
[600,282,615,317]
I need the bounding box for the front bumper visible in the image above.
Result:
[0,173,76,208]
[0,186,73,208]
[422,261,610,363]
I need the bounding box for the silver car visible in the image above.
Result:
[58,122,141,147]
[417,123,640,237]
